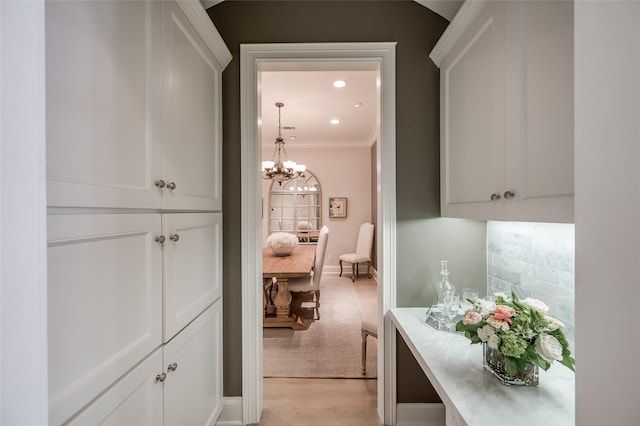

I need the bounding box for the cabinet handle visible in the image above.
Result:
[155,180,166,188]
[168,362,178,372]
[166,181,177,190]
[503,190,515,199]
[490,193,501,201]
[155,373,167,383]
[169,234,180,242]
[155,235,166,243]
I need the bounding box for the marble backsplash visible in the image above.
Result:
[487,221,575,349]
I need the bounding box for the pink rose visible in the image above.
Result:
[463,311,482,325]
[493,305,516,325]
[486,316,510,331]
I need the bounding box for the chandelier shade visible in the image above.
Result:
[261,102,306,185]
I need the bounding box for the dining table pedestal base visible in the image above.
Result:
[263,313,310,330]
[264,277,311,330]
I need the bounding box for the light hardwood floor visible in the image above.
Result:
[260,278,380,425]
[260,377,379,426]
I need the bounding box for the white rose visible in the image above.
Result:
[535,334,563,363]
[545,315,565,331]
[478,299,496,318]
[487,334,500,350]
[477,324,495,342]
[521,297,550,314]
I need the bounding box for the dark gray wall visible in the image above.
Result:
[208,0,486,398]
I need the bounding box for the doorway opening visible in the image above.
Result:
[240,42,397,425]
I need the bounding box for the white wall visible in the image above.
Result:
[575,1,640,424]
[262,145,372,270]
[0,1,49,423]
[487,221,575,349]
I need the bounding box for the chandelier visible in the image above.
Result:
[261,102,306,185]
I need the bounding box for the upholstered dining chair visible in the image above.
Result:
[339,222,374,282]
[361,310,377,375]
[288,226,329,320]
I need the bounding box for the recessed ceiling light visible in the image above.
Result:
[354,102,363,108]
[290,136,297,140]
[330,119,340,125]
[333,80,347,88]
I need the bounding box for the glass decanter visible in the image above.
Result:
[435,260,455,310]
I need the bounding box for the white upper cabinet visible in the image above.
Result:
[46,1,163,209]
[432,0,574,223]
[46,0,229,211]
[162,1,223,211]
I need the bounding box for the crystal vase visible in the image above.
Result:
[483,344,539,386]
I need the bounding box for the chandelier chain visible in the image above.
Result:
[261,102,306,185]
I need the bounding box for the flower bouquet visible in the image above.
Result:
[456,292,575,385]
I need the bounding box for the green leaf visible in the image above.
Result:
[525,349,551,371]
[455,321,466,332]
[513,356,527,372]
[559,353,576,372]
[504,357,518,376]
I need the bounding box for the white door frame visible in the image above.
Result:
[240,42,397,425]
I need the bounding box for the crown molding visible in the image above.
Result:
[429,0,488,67]
[176,0,232,69]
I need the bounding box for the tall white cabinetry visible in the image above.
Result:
[45,1,231,424]
[431,0,574,223]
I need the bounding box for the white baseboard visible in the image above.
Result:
[323,265,378,280]
[215,397,243,426]
[396,403,445,426]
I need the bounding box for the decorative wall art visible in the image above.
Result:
[329,197,347,218]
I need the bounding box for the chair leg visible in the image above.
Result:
[366,261,371,278]
[339,260,343,277]
[361,328,368,374]
[351,263,356,282]
[314,290,321,320]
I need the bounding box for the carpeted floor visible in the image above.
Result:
[263,275,378,378]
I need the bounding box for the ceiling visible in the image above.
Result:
[203,0,464,149]
[260,70,378,148]
[202,0,463,21]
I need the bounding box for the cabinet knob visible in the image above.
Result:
[503,190,515,199]
[155,180,166,188]
[155,373,167,383]
[169,234,180,242]
[168,362,178,372]
[166,182,177,190]
[490,193,501,201]
[155,235,166,243]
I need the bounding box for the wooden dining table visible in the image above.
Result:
[262,244,316,330]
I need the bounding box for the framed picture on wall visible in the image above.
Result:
[329,197,347,218]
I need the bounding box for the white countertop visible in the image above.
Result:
[389,308,575,426]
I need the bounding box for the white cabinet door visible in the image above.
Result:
[67,349,164,426]
[161,1,223,211]
[440,1,507,220]
[47,214,162,425]
[163,302,223,426]
[438,0,574,223]
[46,1,163,209]
[504,0,574,223]
[163,213,222,341]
